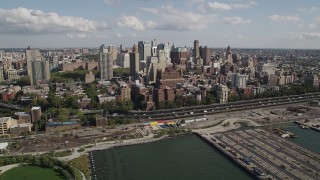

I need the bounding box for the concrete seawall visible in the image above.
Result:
[193,132,259,179]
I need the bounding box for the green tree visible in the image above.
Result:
[64,96,79,109]
[16,76,31,87]
[228,95,240,102]
[205,93,216,105]
[56,108,70,122]
[174,95,184,107]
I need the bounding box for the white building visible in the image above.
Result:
[99,45,113,80]
[117,53,130,68]
[262,63,276,75]
[217,84,229,103]
[0,117,17,135]
[231,73,248,88]
[0,142,8,152]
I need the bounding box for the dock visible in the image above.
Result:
[197,129,320,180]
[294,121,320,133]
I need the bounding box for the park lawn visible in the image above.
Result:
[0,165,65,180]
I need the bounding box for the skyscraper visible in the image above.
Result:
[157,42,171,65]
[194,40,200,65]
[201,45,212,66]
[26,47,42,77]
[108,45,117,65]
[99,45,113,80]
[226,45,233,65]
[30,60,50,86]
[25,47,50,86]
[138,41,151,61]
[130,44,140,78]
[0,50,4,61]
[0,67,4,82]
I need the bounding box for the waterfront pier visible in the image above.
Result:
[198,129,320,180]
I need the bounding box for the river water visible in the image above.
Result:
[91,123,320,180]
[90,135,254,180]
[274,123,320,153]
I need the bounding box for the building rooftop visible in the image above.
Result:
[0,142,8,150]
[0,117,12,123]
[31,106,41,110]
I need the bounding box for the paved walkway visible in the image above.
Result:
[58,134,166,161]
[193,118,261,135]
[0,164,20,175]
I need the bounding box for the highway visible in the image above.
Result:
[107,92,320,120]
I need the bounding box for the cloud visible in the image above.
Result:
[208,1,256,11]
[116,33,123,38]
[158,11,215,31]
[268,15,300,23]
[0,7,108,36]
[153,4,251,31]
[186,0,205,7]
[104,0,117,4]
[308,24,317,30]
[298,7,319,14]
[120,4,251,32]
[66,33,87,39]
[146,21,157,29]
[306,17,320,30]
[220,17,251,25]
[117,15,145,31]
[208,2,232,10]
[139,7,158,14]
[237,35,247,40]
[290,32,320,40]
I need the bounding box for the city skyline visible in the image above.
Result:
[0,0,320,49]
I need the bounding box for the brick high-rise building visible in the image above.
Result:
[226,45,233,65]
[201,45,211,66]
[170,47,189,67]
[155,67,184,89]
[130,44,140,78]
[117,84,131,102]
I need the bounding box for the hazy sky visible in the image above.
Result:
[0,0,320,49]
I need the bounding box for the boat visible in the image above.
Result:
[273,128,298,138]
[299,124,309,129]
[253,167,266,176]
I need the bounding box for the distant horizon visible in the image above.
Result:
[1,45,319,51]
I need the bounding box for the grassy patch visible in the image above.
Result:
[70,166,83,180]
[43,150,72,157]
[0,165,64,180]
[68,155,90,180]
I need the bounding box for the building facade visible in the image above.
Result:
[0,117,17,135]
[99,48,113,80]
[31,106,41,123]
